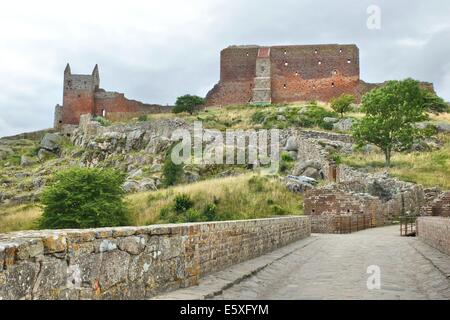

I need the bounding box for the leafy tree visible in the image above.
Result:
[39,167,129,229]
[173,94,204,114]
[353,79,433,167]
[330,94,355,118]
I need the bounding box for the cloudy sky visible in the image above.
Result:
[1,0,449,137]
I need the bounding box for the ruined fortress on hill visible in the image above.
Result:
[54,44,433,128]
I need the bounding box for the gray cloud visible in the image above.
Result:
[1,0,449,137]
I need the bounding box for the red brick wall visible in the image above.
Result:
[270,45,359,103]
[205,44,360,106]
[62,91,95,125]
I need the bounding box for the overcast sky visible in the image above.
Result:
[1,0,449,137]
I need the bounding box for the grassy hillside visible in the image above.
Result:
[342,134,450,189]
[0,174,303,233]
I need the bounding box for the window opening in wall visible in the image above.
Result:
[332,70,338,75]
[59,120,62,124]
[347,59,352,64]
[78,94,81,98]
[102,109,106,117]
[313,84,316,89]
[295,72,299,76]
[284,61,288,66]
[318,61,322,65]
[314,49,318,54]
[284,50,287,55]
[283,84,287,89]
[332,82,335,87]
[339,49,343,53]
[246,52,249,57]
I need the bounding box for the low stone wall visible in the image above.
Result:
[417,217,450,256]
[0,216,310,300]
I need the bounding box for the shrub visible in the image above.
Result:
[173,94,204,114]
[39,167,129,229]
[94,116,112,127]
[138,115,148,122]
[173,194,194,213]
[330,94,355,118]
[202,203,218,221]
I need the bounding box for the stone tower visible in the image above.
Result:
[58,64,100,126]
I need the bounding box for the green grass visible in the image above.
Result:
[0,173,302,233]
[128,173,303,226]
[342,134,450,189]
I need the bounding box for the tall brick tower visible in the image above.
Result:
[58,64,100,126]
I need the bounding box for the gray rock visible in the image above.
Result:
[285,136,298,151]
[99,250,130,290]
[138,178,157,191]
[37,148,55,162]
[122,181,139,193]
[20,155,37,167]
[128,169,143,179]
[435,122,450,133]
[118,236,146,255]
[277,115,287,121]
[333,118,354,132]
[40,133,63,152]
[303,167,321,180]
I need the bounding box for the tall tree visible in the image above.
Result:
[353,78,435,166]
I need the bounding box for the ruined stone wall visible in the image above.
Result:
[309,213,372,234]
[94,91,173,121]
[421,192,450,217]
[0,216,310,300]
[417,217,450,256]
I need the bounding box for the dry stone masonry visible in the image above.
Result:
[0,216,310,300]
[417,217,450,256]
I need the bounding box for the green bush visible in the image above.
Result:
[138,115,148,122]
[173,94,204,114]
[39,167,129,229]
[202,203,218,221]
[330,94,355,118]
[94,116,112,127]
[173,194,194,213]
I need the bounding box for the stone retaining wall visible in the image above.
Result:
[0,216,310,300]
[417,216,450,256]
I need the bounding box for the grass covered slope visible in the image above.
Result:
[342,135,450,189]
[128,174,303,226]
[0,174,303,233]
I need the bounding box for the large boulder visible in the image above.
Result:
[285,136,298,151]
[40,133,63,153]
[303,167,321,180]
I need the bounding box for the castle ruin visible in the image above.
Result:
[54,64,172,128]
[205,44,364,106]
